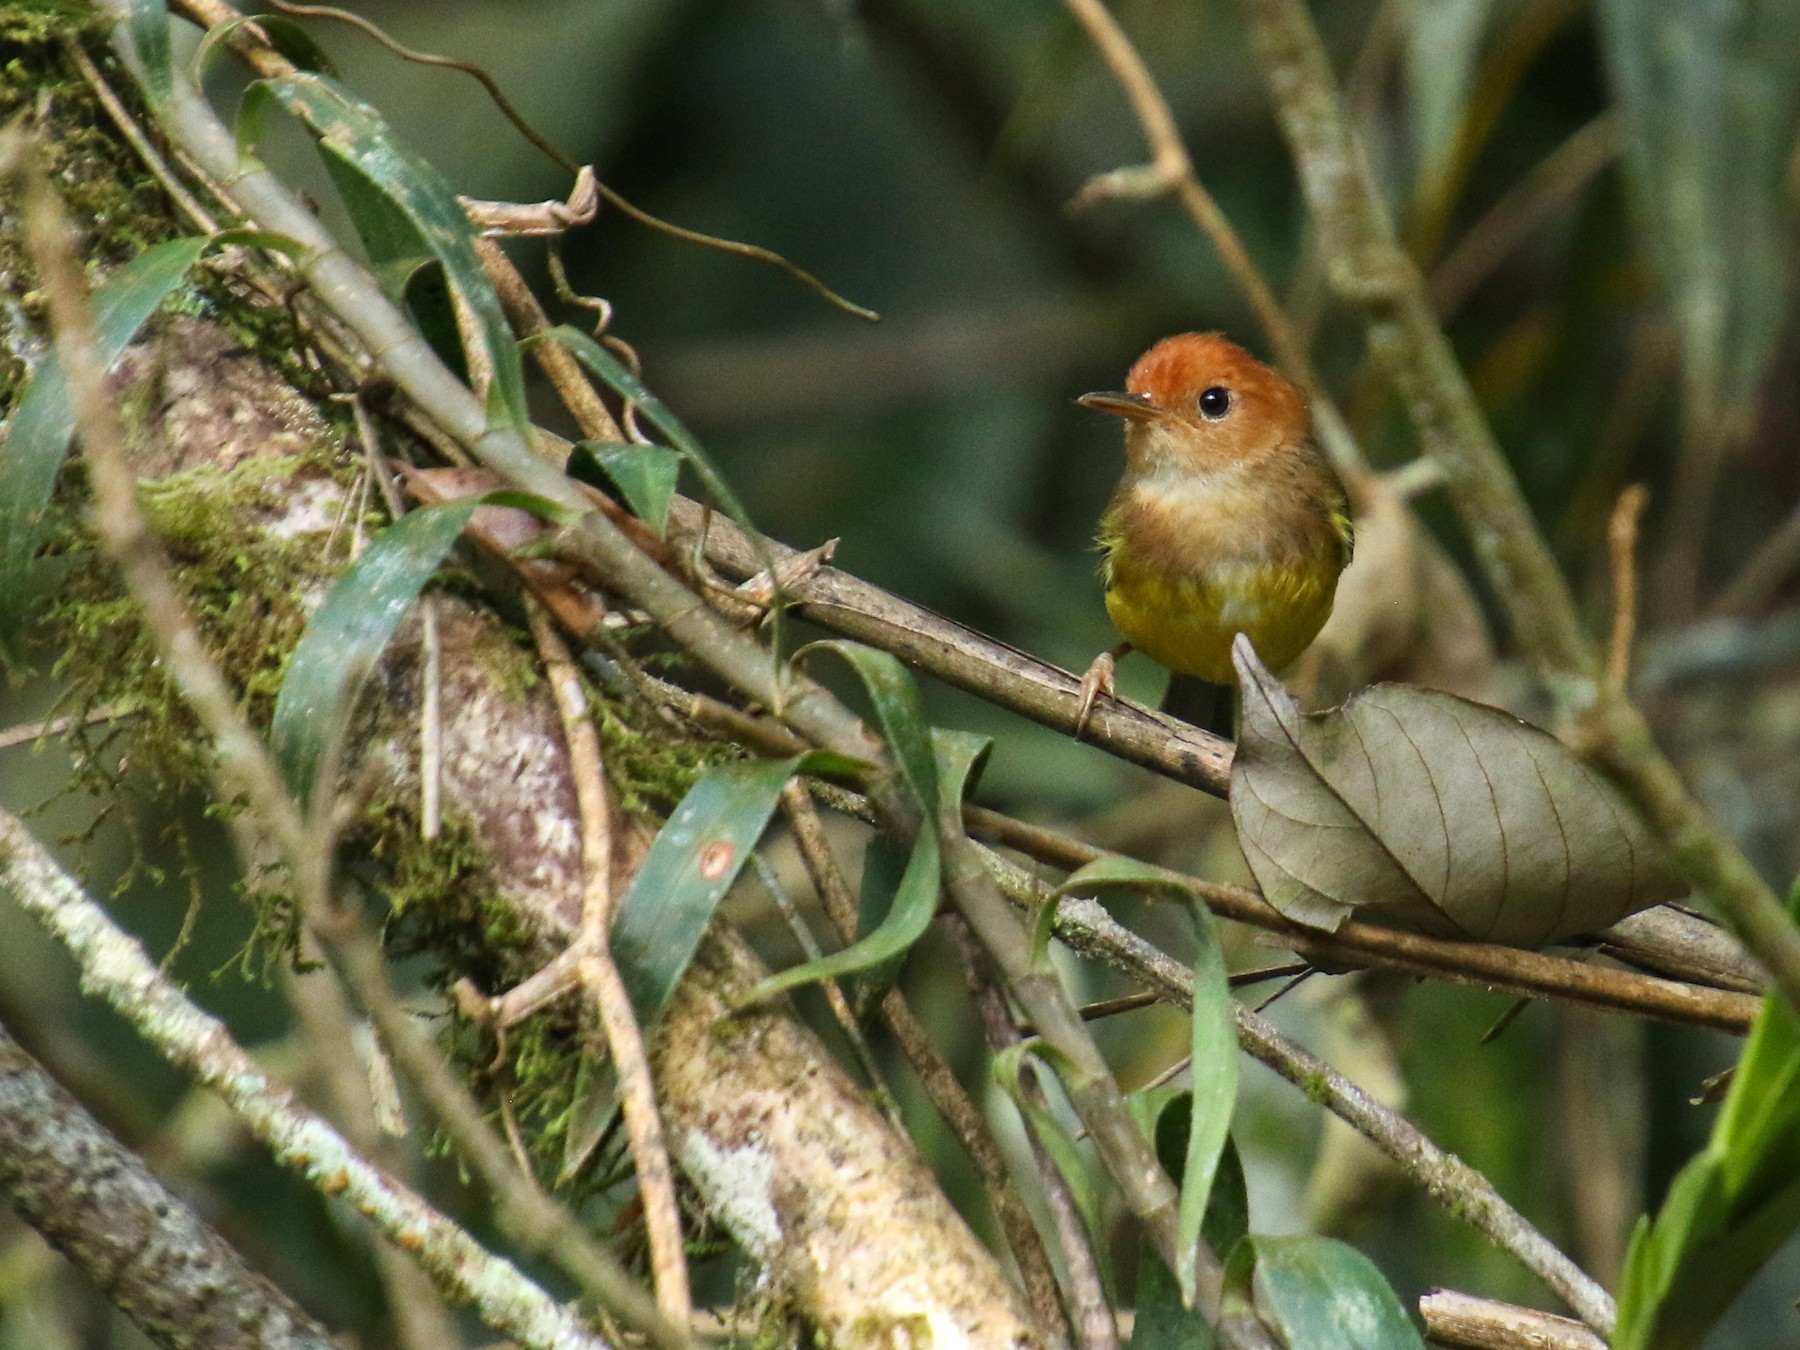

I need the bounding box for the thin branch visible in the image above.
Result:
[1711,491,1800,619]
[1062,0,1369,487]
[949,915,1119,1350]
[1429,111,1622,318]
[780,782,1073,1346]
[989,849,1618,1333]
[1606,485,1649,697]
[525,598,690,1327]
[1419,1289,1606,1350]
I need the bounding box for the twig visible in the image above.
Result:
[1606,485,1649,696]
[1711,491,1800,618]
[748,851,907,1135]
[316,899,689,1348]
[525,598,690,1327]
[949,915,1118,1350]
[419,598,443,839]
[0,806,620,1350]
[1230,0,1800,1020]
[1061,0,1369,487]
[1419,1289,1606,1349]
[964,805,1755,1033]
[474,235,624,444]
[0,702,130,751]
[282,953,463,1350]
[996,854,1618,1333]
[779,782,1072,1346]
[1429,111,1622,318]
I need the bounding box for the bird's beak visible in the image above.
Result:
[1077,391,1161,422]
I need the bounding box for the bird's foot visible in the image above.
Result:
[1075,644,1130,739]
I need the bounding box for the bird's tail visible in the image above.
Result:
[1161,674,1235,740]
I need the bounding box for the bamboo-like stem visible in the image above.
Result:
[109,0,1200,1309]
[1230,0,1800,1017]
[949,916,1120,1350]
[779,783,1074,1347]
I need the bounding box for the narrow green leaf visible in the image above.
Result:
[747,825,938,1003]
[1136,1116,1248,1348]
[244,71,529,435]
[582,441,681,535]
[746,731,986,1002]
[0,235,214,668]
[535,324,763,546]
[271,500,480,807]
[797,640,940,815]
[1243,1236,1425,1349]
[1613,880,1800,1350]
[612,752,857,1025]
[996,1042,1106,1249]
[1178,899,1238,1305]
[125,0,173,106]
[564,749,854,1183]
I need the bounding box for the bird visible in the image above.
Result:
[1075,332,1353,739]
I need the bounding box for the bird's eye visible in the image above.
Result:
[1197,386,1232,420]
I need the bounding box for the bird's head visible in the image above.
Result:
[1079,332,1308,475]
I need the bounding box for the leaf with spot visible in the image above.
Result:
[1229,636,1678,946]
[611,751,857,1026]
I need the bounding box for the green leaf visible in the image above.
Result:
[1613,881,1800,1350]
[746,730,986,1002]
[1136,1119,1248,1349]
[0,235,214,669]
[996,1041,1106,1251]
[612,753,855,1025]
[747,824,938,1003]
[240,71,529,435]
[581,441,681,535]
[1051,856,1240,1305]
[124,0,173,107]
[535,325,763,547]
[1241,1236,1425,1349]
[1229,635,1680,946]
[797,641,941,815]
[271,500,480,808]
[1179,897,1238,1305]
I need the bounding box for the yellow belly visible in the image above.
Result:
[1104,556,1339,684]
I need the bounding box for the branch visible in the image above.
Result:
[1229,0,1800,1016]
[0,1018,340,1350]
[0,806,617,1350]
[985,849,1618,1333]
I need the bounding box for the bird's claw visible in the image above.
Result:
[1075,650,1119,739]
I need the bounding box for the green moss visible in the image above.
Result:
[44,454,354,799]
[0,21,183,405]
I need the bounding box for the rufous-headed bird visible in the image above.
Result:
[1076,332,1353,738]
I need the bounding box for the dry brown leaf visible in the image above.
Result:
[1229,637,1679,947]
